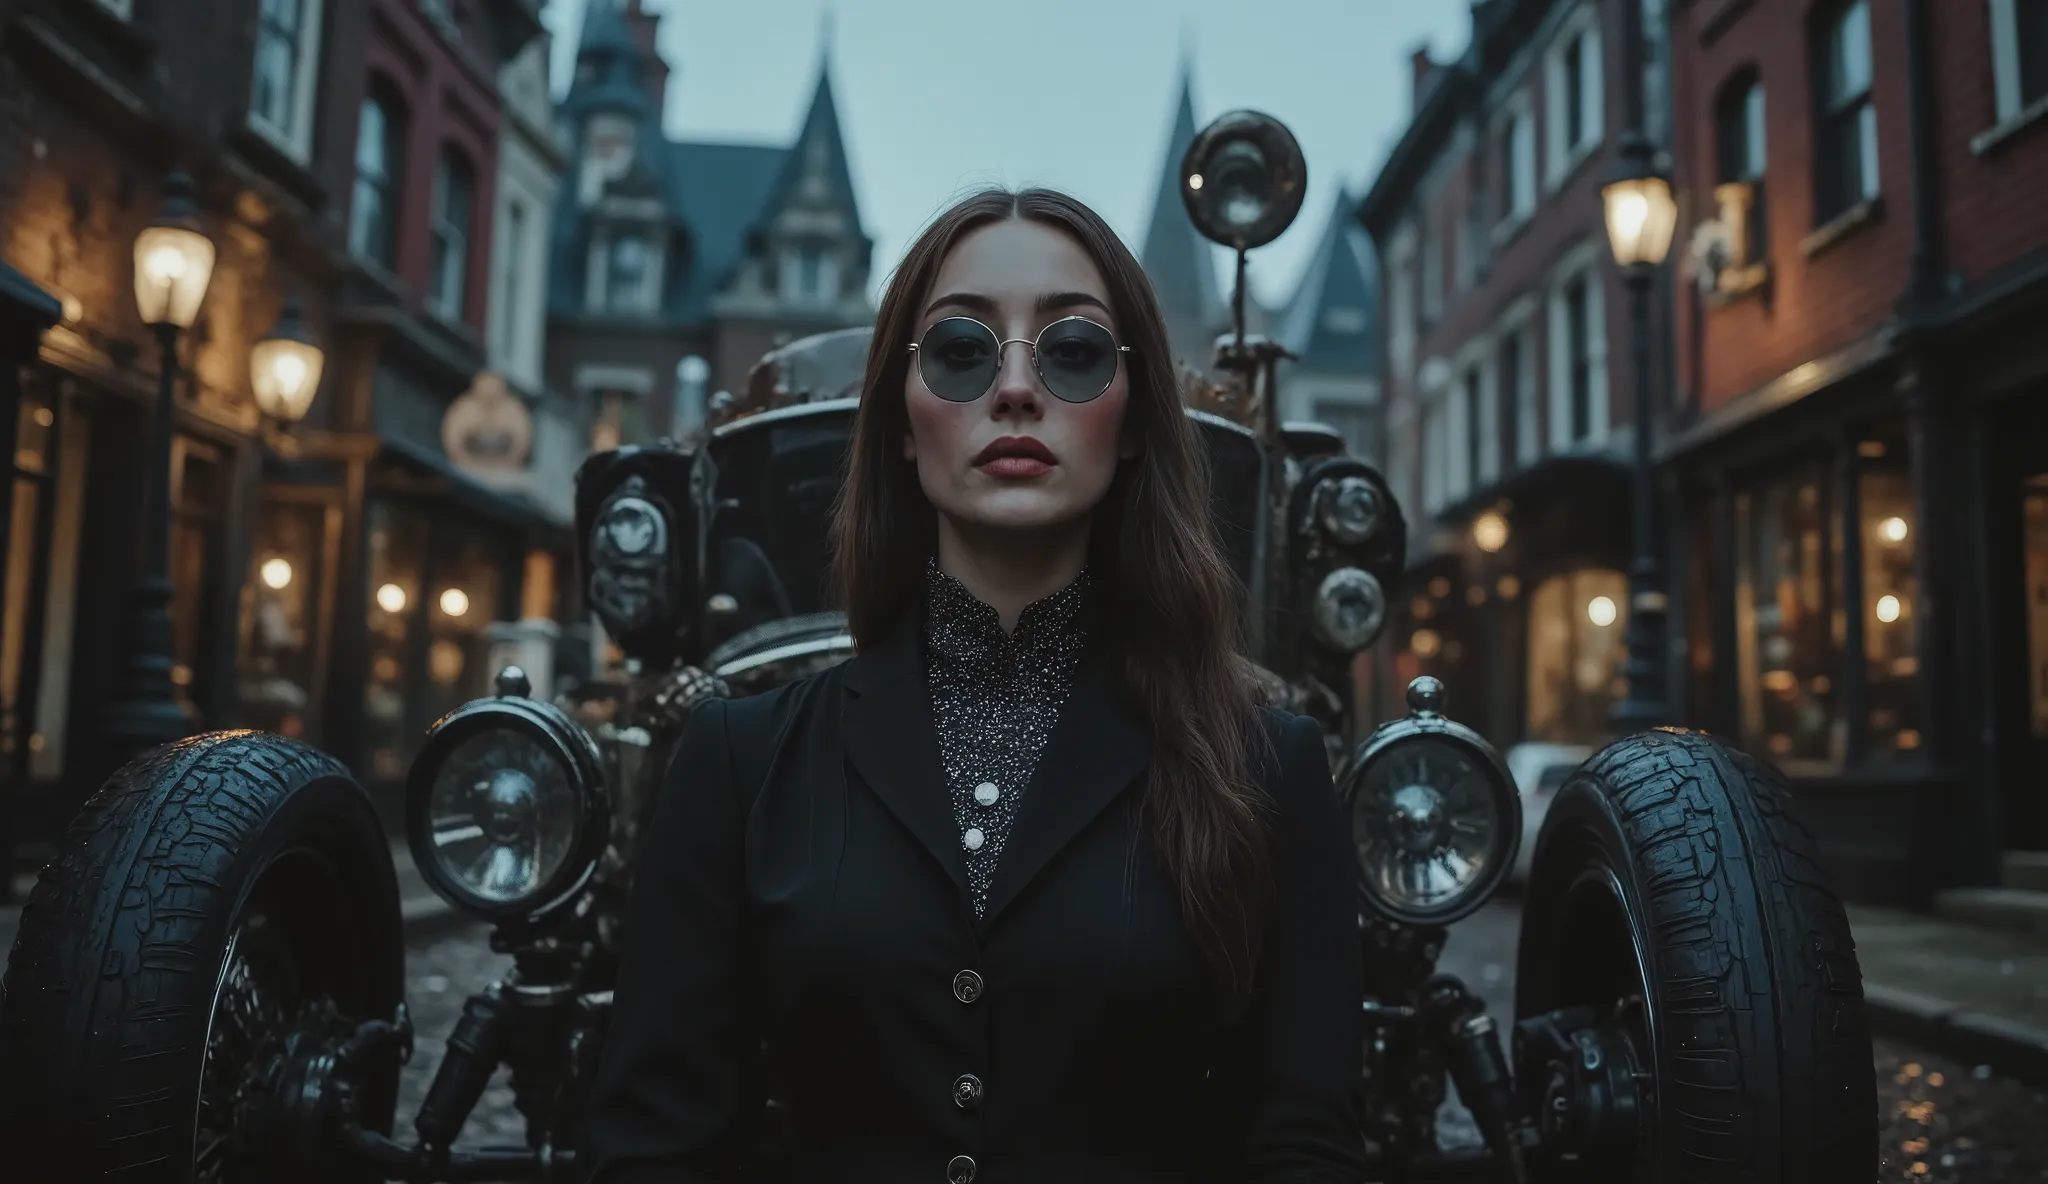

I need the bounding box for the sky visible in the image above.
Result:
[539,0,1475,307]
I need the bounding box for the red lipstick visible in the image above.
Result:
[973,435,1057,478]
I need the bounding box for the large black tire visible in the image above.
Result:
[1515,729,1876,1183]
[0,731,405,1180]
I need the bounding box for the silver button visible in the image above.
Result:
[952,969,983,1003]
[952,1073,984,1109]
[963,827,985,852]
[974,781,1000,806]
[947,1153,976,1183]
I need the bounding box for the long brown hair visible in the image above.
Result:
[830,187,1272,989]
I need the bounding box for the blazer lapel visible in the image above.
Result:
[840,619,973,901]
[983,649,1151,926]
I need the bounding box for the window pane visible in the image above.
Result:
[1827,1,1874,106]
[1464,370,1484,482]
[238,500,325,742]
[1746,83,1768,176]
[2020,0,2048,106]
[1566,278,1591,440]
[1737,466,1844,767]
[420,531,505,734]
[349,98,399,265]
[364,499,426,784]
[1565,33,1586,147]
[250,0,299,133]
[1859,459,1920,756]
[1857,103,1880,200]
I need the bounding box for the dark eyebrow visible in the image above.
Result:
[923,291,1114,319]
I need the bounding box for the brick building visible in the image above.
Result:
[1662,0,2048,904]
[1356,0,1676,748]
[0,0,570,881]
[546,0,873,450]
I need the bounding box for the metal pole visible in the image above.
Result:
[1611,267,1671,732]
[105,322,191,758]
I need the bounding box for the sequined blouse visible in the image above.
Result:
[922,558,1092,918]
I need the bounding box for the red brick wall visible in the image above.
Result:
[1931,0,2048,286]
[1669,0,1915,416]
[358,0,503,337]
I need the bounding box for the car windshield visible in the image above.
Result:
[699,403,857,633]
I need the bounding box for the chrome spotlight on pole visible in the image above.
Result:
[1179,110,1308,433]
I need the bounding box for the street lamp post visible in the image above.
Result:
[106,172,216,759]
[1601,134,1680,733]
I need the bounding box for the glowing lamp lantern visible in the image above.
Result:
[1601,135,1679,269]
[132,172,217,328]
[250,296,325,423]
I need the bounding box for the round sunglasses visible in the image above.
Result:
[908,315,1131,404]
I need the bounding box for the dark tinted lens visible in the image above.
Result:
[1035,318,1119,403]
[917,318,998,402]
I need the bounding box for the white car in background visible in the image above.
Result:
[1507,742,1596,882]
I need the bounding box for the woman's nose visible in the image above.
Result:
[990,340,1043,415]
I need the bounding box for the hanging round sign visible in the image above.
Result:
[443,370,534,475]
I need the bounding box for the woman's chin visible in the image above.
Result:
[946,494,1093,536]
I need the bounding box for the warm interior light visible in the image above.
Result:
[440,588,471,618]
[1587,595,1619,627]
[1472,510,1509,554]
[376,582,409,614]
[1410,628,1442,658]
[1875,594,1903,624]
[1879,516,1909,544]
[260,557,293,590]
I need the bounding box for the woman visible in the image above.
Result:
[582,188,1364,1183]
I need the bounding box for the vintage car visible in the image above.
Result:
[0,113,1875,1183]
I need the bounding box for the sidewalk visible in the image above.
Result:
[0,838,465,961]
[1849,904,2048,1083]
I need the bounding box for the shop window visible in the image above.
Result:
[428,149,477,320]
[364,500,428,784]
[168,436,224,727]
[1858,451,1921,756]
[418,530,505,736]
[1525,568,1629,744]
[237,497,331,743]
[2,395,57,777]
[1813,0,1879,223]
[1736,463,1845,769]
[349,87,406,267]
[2024,476,2048,737]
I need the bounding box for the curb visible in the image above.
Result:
[1863,981,2048,1086]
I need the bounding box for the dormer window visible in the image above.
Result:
[781,245,838,308]
[609,234,653,311]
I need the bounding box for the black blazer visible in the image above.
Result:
[581,618,1366,1183]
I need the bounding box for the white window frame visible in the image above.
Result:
[780,245,840,308]
[1815,0,1880,216]
[1546,245,1610,451]
[1386,222,1420,377]
[1493,296,1540,467]
[586,226,665,315]
[1544,3,1606,189]
[1493,90,1538,240]
[247,0,326,164]
[1988,0,2048,125]
[427,151,474,321]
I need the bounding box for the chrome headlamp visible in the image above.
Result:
[1312,567,1388,651]
[1339,677,1521,925]
[1315,475,1384,546]
[1179,110,1309,250]
[405,668,609,922]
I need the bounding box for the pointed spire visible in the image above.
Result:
[1141,58,1227,368]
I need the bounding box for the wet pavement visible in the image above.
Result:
[398,907,2048,1180]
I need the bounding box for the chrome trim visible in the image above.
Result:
[1184,407,1257,439]
[710,397,861,438]
[712,633,856,678]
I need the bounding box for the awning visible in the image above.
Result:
[0,263,61,334]
[375,436,574,551]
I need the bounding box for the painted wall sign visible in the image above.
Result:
[443,371,534,476]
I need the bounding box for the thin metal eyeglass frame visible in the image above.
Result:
[907,314,1132,403]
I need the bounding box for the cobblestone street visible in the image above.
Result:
[399,906,2048,1179]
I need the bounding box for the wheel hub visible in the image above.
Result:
[1513,1007,1649,1161]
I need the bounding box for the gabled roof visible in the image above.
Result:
[748,64,865,247]
[564,0,654,117]
[1276,185,1380,375]
[664,140,791,319]
[1140,64,1228,364]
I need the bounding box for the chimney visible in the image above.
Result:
[1410,46,1438,112]
[626,0,672,115]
